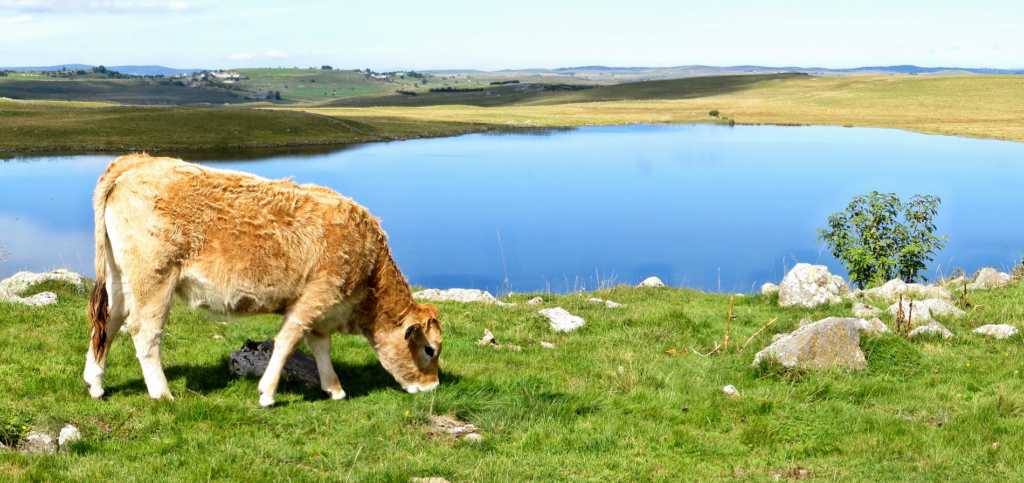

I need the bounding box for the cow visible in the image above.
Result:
[83,154,442,407]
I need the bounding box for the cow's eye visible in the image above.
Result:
[424,346,435,358]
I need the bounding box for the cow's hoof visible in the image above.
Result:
[89,386,105,399]
[259,394,276,408]
[328,389,347,401]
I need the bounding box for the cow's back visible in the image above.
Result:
[104,154,383,315]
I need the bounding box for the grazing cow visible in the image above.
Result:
[84,154,442,407]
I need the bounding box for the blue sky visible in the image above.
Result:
[1,0,1022,70]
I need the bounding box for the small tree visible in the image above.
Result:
[816,191,947,289]
[274,91,281,100]
[709,110,719,117]
[321,65,333,70]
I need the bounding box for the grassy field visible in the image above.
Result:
[235,68,408,102]
[0,78,248,105]
[294,74,1024,143]
[4,73,1024,151]
[2,275,1024,481]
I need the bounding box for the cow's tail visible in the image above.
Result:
[88,153,148,358]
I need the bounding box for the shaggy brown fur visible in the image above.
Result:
[84,154,442,405]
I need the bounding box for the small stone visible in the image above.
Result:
[638,276,665,288]
[852,303,882,318]
[213,335,224,340]
[974,268,1012,289]
[18,292,59,306]
[539,307,585,332]
[908,320,955,340]
[19,432,56,455]
[993,442,1001,450]
[540,342,555,349]
[723,385,740,397]
[410,478,451,483]
[526,296,543,305]
[761,283,780,295]
[972,324,1018,339]
[604,300,624,308]
[586,298,604,303]
[58,425,81,451]
[475,329,496,346]
[856,317,890,336]
[463,433,483,442]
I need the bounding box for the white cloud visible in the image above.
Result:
[266,49,288,58]
[0,14,30,23]
[0,1,201,12]
[230,52,256,59]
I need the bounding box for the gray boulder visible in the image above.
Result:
[0,269,86,307]
[413,288,497,304]
[887,300,932,322]
[908,320,955,340]
[972,324,1018,339]
[777,263,847,308]
[19,432,56,455]
[761,283,780,295]
[228,340,320,387]
[752,317,867,370]
[974,268,1012,289]
[865,278,907,299]
[917,298,966,318]
[852,303,882,318]
[539,307,585,332]
[855,317,890,335]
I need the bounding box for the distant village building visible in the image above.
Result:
[370,74,388,80]
[170,73,188,79]
[212,71,241,79]
[250,93,267,100]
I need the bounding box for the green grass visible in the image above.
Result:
[3,277,1024,481]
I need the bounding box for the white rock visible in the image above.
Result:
[586,298,604,303]
[604,300,624,308]
[16,292,59,306]
[908,320,955,340]
[864,278,908,300]
[638,276,665,288]
[475,329,496,346]
[413,288,498,304]
[974,268,1012,289]
[540,342,555,349]
[761,283,779,295]
[539,307,585,332]
[917,298,966,318]
[19,432,56,455]
[0,269,85,301]
[463,433,483,442]
[852,303,882,318]
[854,317,890,335]
[58,425,81,451]
[723,385,740,397]
[887,300,932,322]
[753,317,867,370]
[526,296,543,305]
[777,263,845,308]
[973,325,1018,339]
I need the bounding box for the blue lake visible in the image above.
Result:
[1,124,1022,293]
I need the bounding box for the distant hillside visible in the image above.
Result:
[0,65,207,76]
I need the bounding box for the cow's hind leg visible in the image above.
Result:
[84,264,130,399]
[306,333,346,401]
[129,278,176,400]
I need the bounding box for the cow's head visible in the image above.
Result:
[373,303,442,394]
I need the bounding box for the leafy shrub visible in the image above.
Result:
[816,191,947,288]
[709,110,719,117]
[0,406,30,447]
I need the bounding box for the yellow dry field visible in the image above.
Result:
[292,75,1024,143]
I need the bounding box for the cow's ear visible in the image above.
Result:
[429,318,442,330]
[405,323,424,340]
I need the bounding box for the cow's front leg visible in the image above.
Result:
[306,332,346,401]
[257,317,309,407]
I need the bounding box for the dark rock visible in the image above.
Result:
[228,339,320,387]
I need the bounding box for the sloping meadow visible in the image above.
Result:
[2,279,1024,481]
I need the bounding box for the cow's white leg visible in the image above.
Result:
[256,318,308,407]
[306,333,346,401]
[84,265,129,399]
[130,281,175,400]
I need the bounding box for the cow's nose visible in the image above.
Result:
[406,381,439,394]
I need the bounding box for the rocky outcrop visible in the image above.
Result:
[18,432,56,455]
[908,321,954,340]
[852,303,882,318]
[916,298,966,318]
[752,317,868,370]
[638,277,665,288]
[972,324,1018,339]
[539,307,585,332]
[777,263,848,308]
[0,269,85,307]
[864,279,952,300]
[761,283,779,295]
[228,340,320,387]
[414,288,496,304]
